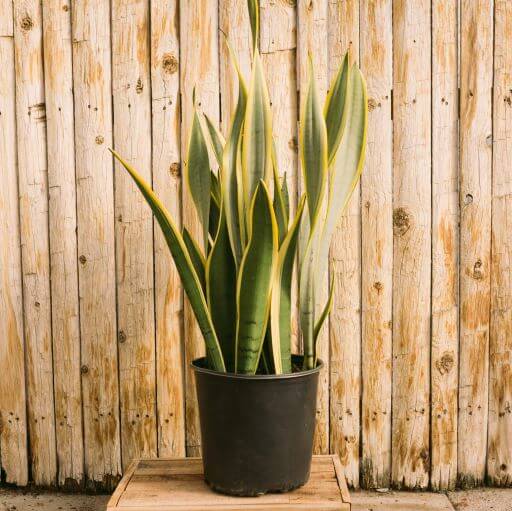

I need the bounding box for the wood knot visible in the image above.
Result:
[169,162,181,177]
[368,98,380,111]
[135,78,143,94]
[373,281,383,293]
[79,255,87,265]
[288,137,298,152]
[118,330,127,343]
[435,352,454,375]
[162,53,178,74]
[62,4,69,11]
[20,16,33,31]
[80,365,89,374]
[95,135,104,145]
[393,207,411,236]
[472,259,484,280]
[34,301,40,308]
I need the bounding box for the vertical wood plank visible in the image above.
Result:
[13,0,57,486]
[72,0,122,488]
[260,0,299,355]
[296,0,328,457]
[391,0,431,489]
[179,0,220,457]
[0,0,29,486]
[327,0,361,486]
[488,0,512,487]
[360,0,393,490]
[457,0,493,488]
[112,0,157,470]
[150,0,185,458]
[42,0,84,488]
[219,0,251,136]
[430,0,459,491]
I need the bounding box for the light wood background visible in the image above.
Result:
[0,0,510,492]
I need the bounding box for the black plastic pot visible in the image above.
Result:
[192,355,322,496]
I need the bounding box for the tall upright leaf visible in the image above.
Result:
[247,0,259,51]
[186,109,211,249]
[324,53,351,164]
[203,114,225,167]
[314,65,367,300]
[300,57,328,227]
[242,49,273,215]
[235,181,278,374]
[270,196,306,373]
[206,203,237,372]
[222,39,248,267]
[183,227,206,291]
[110,149,226,372]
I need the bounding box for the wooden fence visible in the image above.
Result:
[0,0,510,492]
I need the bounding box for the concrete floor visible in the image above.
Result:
[1,487,511,510]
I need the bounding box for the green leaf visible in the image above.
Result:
[210,170,221,205]
[242,49,272,215]
[206,203,237,372]
[270,195,306,373]
[272,163,288,245]
[247,0,259,51]
[235,181,278,374]
[209,191,220,247]
[324,52,351,164]
[300,56,328,228]
[314,64,367,300]
[204,114,225,167]
[186,110,211,249]
[281,176,290,223]
[222,40,248,267]
[183,227,206,291]
[313,276,335,362]
[110,149,226,372]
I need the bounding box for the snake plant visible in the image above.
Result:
[111,0,367,375]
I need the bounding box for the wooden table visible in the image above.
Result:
[107,454,351,510]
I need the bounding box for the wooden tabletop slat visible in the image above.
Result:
[107,455,350,510]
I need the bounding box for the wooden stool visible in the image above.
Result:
[107,454,351,510]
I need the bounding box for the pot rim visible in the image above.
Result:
[191,355,323,380]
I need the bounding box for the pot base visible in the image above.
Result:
[205,477,307,497]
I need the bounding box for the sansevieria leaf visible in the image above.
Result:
[324,52,351,164]
[270,195,306,373]
[186,109,211,249]
[313,275,335,358]
[222,38,248,267]
[242,49,272,215]
[110,149,226,372]
[247,0,259,51]
[206,204,237,372]
[183,227,206,291]
[203,114,225,167]
[314,64,367,300]
[300,56,328,227]
[235,181,278,374]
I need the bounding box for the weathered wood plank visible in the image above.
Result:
[488,0,512,487]
[13,0,57,486]
[391,0,431,489]
[360,0,393,490]
[112,0,157,470]
[150,0,185,458]
[296,0,328,457]
[457,0,493,488]
[328,0,361,486]
[0,0,29,486]
[179,0,220,457]
[41,0,84,488]
[72,0,122,488]
[430,0,459,491]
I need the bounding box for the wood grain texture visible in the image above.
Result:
[488,0,512,487]
[457,0,493,488]
[112,0,157,470]
[179,0,220,457]
[42,0,84,488]
[150,0,186,458]
[391,0,431,489]
[0,0,29,486]
[360,0,393,490]
[107,455,351,510]
[13,0,57,486]
[327,0,361,486]
[72,0,122,488]
[431,0,459,491]
[296,0,328,457]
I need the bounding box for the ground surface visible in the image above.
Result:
[1,487,511,510]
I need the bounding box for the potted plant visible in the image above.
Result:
[111,0,367,497]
